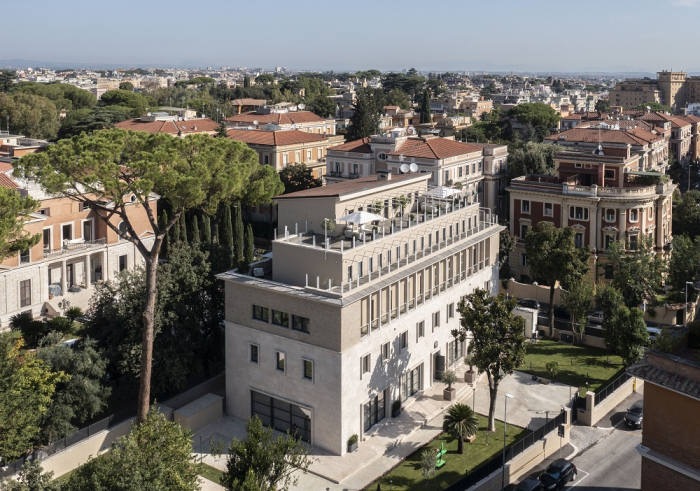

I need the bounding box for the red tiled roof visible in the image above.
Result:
[669,115,692,128]
[545,127,662,146]
[0,162,13,173]
[115,118,220,135]
[224,111,327,125]
[640,112,674,123]
[563,114,583,120]
[226,129,327,146]
[685,115,700,124]
[577,119,656,132]
[328,138,373,154]
[388,138,483,159]
[0,173,18,189]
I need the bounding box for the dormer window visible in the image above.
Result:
[377,153,388,161]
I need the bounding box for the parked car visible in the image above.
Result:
[553,305,570,319]
[518,298,540,310]
[514,478,545,491]
[539,459,577,490]
[587,311,604,324]
[625,400,643,428]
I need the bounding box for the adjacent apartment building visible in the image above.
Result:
[219,172,502,455]
[0,165,156,328]
[508,145,675,283]
[627,348,700,490]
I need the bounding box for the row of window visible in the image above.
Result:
[252,305,310,333]
[521,200,656,224]
[249,344,314,381]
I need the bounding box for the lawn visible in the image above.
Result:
[200,463,225,485]
[518,340,624,396]
[364,415,529,491]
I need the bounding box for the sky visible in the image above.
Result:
[3,0,700,73]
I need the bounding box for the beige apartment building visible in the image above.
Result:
[219,172,502,455]
[0,166,156,328]
[224,108,336,135]
[610,70,700,112]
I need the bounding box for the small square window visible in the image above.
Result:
[253,305,269,322]
[303,359,313,381]
[400,331,408,350]
[250,344,259,364]
[272,310,289,327]
[276,351,286,372]
[292,315,310,332]
[604,169,615,179]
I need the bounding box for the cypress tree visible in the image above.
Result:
[201,214,211,244]
[234,205,244,265]
[220,204,234,268]
[420,89,431,124]
[171,211,181,243]
[179,212,188,243]
[159,209,169,258]
[245,223,255,265]
[190,213,200,247]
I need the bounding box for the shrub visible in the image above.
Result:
[545,360,559,380]
[48,316,74,334]
[441,369,458,390]
[64,306,84,322]
[347,434,358,446]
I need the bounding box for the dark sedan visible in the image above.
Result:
[515,478,545,491]
[539,459,577,490]
[625,401,643,428]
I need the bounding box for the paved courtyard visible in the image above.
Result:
[192,366,574,490]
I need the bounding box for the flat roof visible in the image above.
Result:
[274,173,428,200]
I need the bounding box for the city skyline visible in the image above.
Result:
[4,0,700,73]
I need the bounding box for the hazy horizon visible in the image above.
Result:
[4,0,700,73]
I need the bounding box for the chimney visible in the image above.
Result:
[377,169,392,181]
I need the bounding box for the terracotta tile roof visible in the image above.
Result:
[627,353,700,400]
[562,114,582,120]
[384,105,400,110]
[578,119,655,132]
[0,173,18,189]
[388,138,484,159]
[115,118,220,135]
[0,162,13,173]
[684,115,700,124]
[640,112,674,123]
[545,127,662,146]
[275,173,426,200]
[226,129,327,146]
[669,115,692,128]
[224,111,327,125]
[328,138,373,154]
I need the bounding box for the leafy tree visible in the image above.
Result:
[595,99,611,113]
[0,92,60,140]
[66,407,201,491]
[99,89,151,118]
[234,205,245,266]
[0,69,16,92]
[596,284,625,351]
[563,279,595,343]
[201,214,212,245]
[632,102,672,113]
[347,88,385,141]
[64,306,84,322]
[119,81,134,91]
[0,460,62,491]
[255,74,276,85]
[545,361,559,381]
[9,311,50,347]
[507,142,558,180]
[419,89,431,124]
[11,81,96,110]
[420,448,435,485]
[442,403,478,454]
[525,223,590,335]
[178,212,187,243]
[606,237,665,309]
[498,228,516,272]
[673,190,700,239]
[221,416,311,491]
[216,121,228,138]
[0,336,65,461]
[279,163,322,194]
[384,88,411,110]
[668,235,700,296]
[243,76,251,88]
[453,290,525,431]
[606,307,648,366]
[57,106,132,139]
[508,103,560,141]
[36,337,111,443]
[306,94,336,118]
[16,130,282,423]
[0,187,40,261]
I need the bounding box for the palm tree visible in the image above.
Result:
[442,403,479,454]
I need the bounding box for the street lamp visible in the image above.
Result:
[501,393,514,491]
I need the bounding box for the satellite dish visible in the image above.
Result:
[291,123,298,129]
[400,163,410,174]
[147,112,152,116]
[253,120,259,126]
[399,154,405,161]
[298,104,305,110]
[247,126,255,130]
[409,163,418,173]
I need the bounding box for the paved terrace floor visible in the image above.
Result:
[193,365,572,490]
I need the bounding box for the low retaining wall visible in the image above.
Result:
[501,280,563,305]
[577,376,642,427]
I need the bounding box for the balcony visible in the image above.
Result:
[44,237,107,260]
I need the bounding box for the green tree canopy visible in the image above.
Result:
[0,92,60,140]
[508,103,560,141]
[442,403,479,454]
[222,416,311,491]
[632,102,672,113]
[0,336,65,461]
[347,88,385,141]
[99,89,151,117]
[119,81,134,91]
[673,190,700,239]
[453,290,525,431]
[607,306,649,366]
[0,187,40,262]
[11,81,97,110]
[0,460,62,491]
[279,163,322,194]
[66,407,201,491]
[57,106,132,139]
[384,88,411,110]
[606,237,665,309]
[563,279,595,343]
[306,94,336,118]
[525,223,590,335]
[507,142,558,180]
[668,235,700,296]
[419,89,431,124]
[0,69,16,92]
[16,130,282,422]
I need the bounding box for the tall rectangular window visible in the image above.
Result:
[447,303,455,319]
[83,220,92,242]
[400,331,408,351]
[363,390,386,432]
[62,223,73,241]
[417,321,425,339]
[521,200,530,213]
[118,255,127,271]
[361,354,371,376]
[250,344,259,364]
[544,203,553,216]
[432,311,440,330]
[303,359,313,381]
[381,342,390,362]
[43,228,51,251]
[20,279,31,307]
[20,248,30,264]
[276,351,286,372]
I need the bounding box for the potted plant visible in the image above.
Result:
[463,353,477,384]
[322,218,335,233]
[392,399,402,418]
[307,230,314,236]
[441,369,458,400]
[347,434,359,453]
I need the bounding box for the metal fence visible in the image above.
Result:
[443,410,566,491]
[0,407,135,479]
[594,372,632,406]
